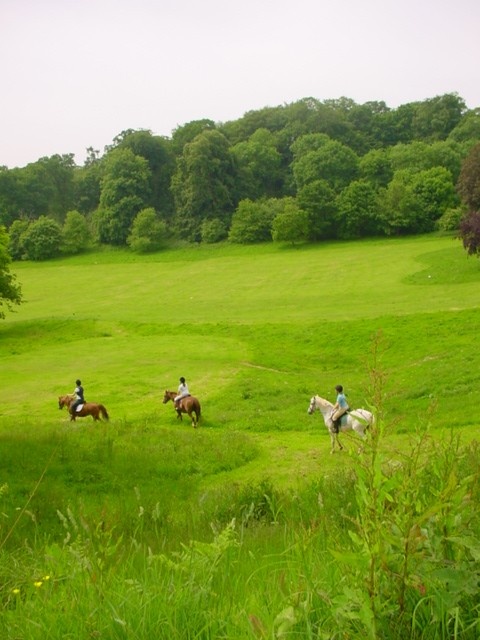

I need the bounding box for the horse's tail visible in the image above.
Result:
[195,400,201,419]
[100,405,109,421]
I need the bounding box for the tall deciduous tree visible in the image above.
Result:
[114,130,175,217]
[0,225,22,318]
[231,128,283,201]
[271,198,309,244]
[412,93,466,141]
[292,137,359,192]
[336,180,382,238]
[380,167,456,235]
[171,130,236,241]
[96,149,151,245]
[61,210,91,255]
[297,179,337,240]
[456,142,480,211]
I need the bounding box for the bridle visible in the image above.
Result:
[307,397,316,414]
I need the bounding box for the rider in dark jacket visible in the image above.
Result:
[70,379,85,414]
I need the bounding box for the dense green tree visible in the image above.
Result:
[436,206,465,232]
[380,167,456,235]
[0,168,23,227]
[96,148,152,245]
[74,156,103,215]
[14,162,55,219]
[228,199,276,244]
[231,128,283,200]
[61,210,91,255]
[171,120,216,154]
[271,198,309,244]
[292,138,359,192]
[8,219,29,260]
[200,218,228,243]
[389,141,462,181]
[375,101,419,146]
[21,216,63,260]
[412,93,466,141]
[379,170,422,235]
[0,155,75,225]
[456,142,480,211]
[171,130,236,241]
[359,148,393,188]
[297,179,337,240]
[220,106,287,145]
[343,101,391,152]
[114,130,175,216]
[290,133,331,159]
[37,154,76,222]
[410,167,457,225]
[336,180,382,238]
[127,207,168,253]
[279,98,354,147]
[0,225,22,318]
[448,108,480,146]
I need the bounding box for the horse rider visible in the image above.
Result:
[332,384,349,432]
[70,379,85,414]
[174,377,190,409]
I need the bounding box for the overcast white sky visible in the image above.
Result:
[1,0,479,168]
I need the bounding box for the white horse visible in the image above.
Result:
[307,395,374,454]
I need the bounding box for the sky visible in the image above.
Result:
[1,0,479,169]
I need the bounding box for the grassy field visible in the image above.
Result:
[1,234,480,639]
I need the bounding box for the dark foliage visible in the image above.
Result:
[459,210,480,257]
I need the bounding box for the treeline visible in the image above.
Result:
[2,93,480,259]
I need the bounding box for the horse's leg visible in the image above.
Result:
[330,430,335,454]
[336,434,344,451]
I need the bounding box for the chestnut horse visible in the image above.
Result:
[163,390,201,428]
[58,394,109,422]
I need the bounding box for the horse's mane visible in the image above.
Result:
[60,393,75,401]
[315,395,333,407]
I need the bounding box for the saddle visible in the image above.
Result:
[74,404,84,412]
[333,411,349,433]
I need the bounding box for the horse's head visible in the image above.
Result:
[307,396,317,414]
[59,394,74,409]
[308,396,333,417]
[162,390,174,404]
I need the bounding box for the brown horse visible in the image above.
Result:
[163,390,201,428]
[58,394,109,422]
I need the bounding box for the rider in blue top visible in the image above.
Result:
[332,384,349,431]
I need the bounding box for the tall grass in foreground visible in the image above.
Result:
[1,351,479,639]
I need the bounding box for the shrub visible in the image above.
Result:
[21,216,62,260]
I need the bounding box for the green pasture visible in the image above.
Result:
[1,234,480,639]
[1,234,479,427]
[1,231,479,532]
